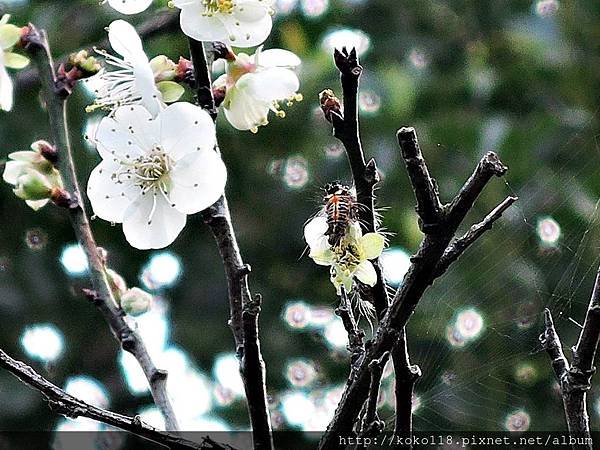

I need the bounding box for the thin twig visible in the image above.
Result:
[188,38,273,450]
[318,129,513,450]
[335,289,365,377]
[0,349,231,450]
[24,24,179,431]
[541,264,600,449]
[435,195,518,277]
[392,331,421,445]
[360,352,389,438]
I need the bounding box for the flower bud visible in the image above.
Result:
[31,139,58,165]
[120,287,152,316]
[150,55,177,82]
[319,89,342,123]
[106,269,127,297]
[68,50,101,76]
[13,168,53,201]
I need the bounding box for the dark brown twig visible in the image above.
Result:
[541,264,600,449]
[360,352,389,438]
[318,127,514,450]
[24,24,178,430]
[188,38,273,450]
[335,289,365,377]
[0,349,231,450]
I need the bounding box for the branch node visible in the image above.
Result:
[334,47,362,78]
[151,369,168,384]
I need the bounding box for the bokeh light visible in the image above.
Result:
[280,391,315,428]
[408,49,428,69]
[454,308,484,340]
[213,353,245,397]
[63,376,109,409]
[285,359,317,387]
[535,0,559,17]
[300,0,329,18]
[283,301,312,329]
[324,142,344,159]
[25,228,48,251]
[514,363,538,385]
[20,323,64,363]
[537,216,561,247]
[380,247,411,287]
[446,325,467,348]
[282,155,310,189]
[140,252,182,290]
[59,243,89,276]
[321,28,371,57]
[323,319,347,349]
[358,90,381,114]
[504,409,531,431]
[276,0,298,15]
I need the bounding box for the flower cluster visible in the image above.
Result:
[304,215,386,295]
[2,141,63,210]
[0,15,29,111]
[214,46,302,132]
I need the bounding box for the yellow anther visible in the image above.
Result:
[250,126,259,134]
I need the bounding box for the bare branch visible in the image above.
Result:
[318,133,512,449]
[435,195,518,277]
[335,289,365,377]
[360,352,389,438]
[0,349,231,450]
[189,38,273,450]
[396,127,443,231]
[542,265,600,448]
[540,309,569,382]
[24,24,178,430]
[392,331,421,445]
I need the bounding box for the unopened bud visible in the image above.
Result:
[106,269,127,297]
[14,168,53,201]
[31,139,58,165]
[68,50,101,76]
[121,287,153,316]
[319,89,342,122]
[213,86,227,107]
[175,57,194,83]
[150,55,177,82]
[212,42,235,61]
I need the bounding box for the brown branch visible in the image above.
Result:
[24,24,178,431]
[360,352,389,438]
[541,264,600,449]
[335,289,365,377]
[318,130,512,450]
[392,331,421,447]
[189,38,273,450]
[434,195,518,277]
[16,9,179,92]
[0,349,231,450]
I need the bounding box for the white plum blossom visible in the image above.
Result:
[0,15,29,112]
[173,0,275,48]
[85,20,164,116]
[214,46,302,132]
[304,216,385,294]
[105,0,153,14]
[87,103,227,249]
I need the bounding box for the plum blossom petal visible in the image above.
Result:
[174,0,274,48]
[159,102,216,160]
[107,0,153,15]
[0,48,13,111]
[354,261,377,287]
[87,20,163,115]
[123,194,187,250]
[87,160,141,223]
[254,49,301,68]
[360,233,385,260]
[169,150,227,214]
[243,67,299,102]
[304,215,329,247]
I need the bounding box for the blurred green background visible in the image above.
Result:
[0,0,599,442]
